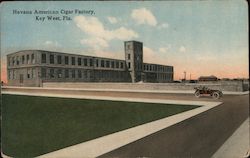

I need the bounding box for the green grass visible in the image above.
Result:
[2,94,199,157]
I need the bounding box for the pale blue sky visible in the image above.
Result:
[0,1,248,80]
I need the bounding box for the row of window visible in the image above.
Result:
[41,54,125,69]
[8,54,35,66]
[144,64,172,72]
[157,73,173,81]
[41,68,127,79]
[8,69,36,80]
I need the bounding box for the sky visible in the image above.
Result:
[0,1,248,82]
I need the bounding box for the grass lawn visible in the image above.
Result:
[2,94,199,157]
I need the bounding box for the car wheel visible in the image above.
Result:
[195,91,201,98]
[212,91,220,99]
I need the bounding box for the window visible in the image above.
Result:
[128,62,131,69]
[49,69,54,78]
[101,60,104,67]
[50,54,54,64]
[26,54,30,63]
[22,55,25,64]
[84,58,88,66]
[57,55,62,64]
[128,54,131,60]
[12,57,15,65]
[65,56,69,65]
[13,70,15,79]
[42,53,46,63]
[84,70,88,78]
[120,62,124,69]
[116,61,119,68]
[71,57,75,65]
[106,61,110,68]
[78,58,81,66]
[89,59,93,66]
[127,44,131,49]
[57,69,62,78]
[16,56,19,65]
[27,69,31,79]
[8,57,11,66]
[41,68,46,78]
[31,54,35,63]
[72,70,75,78]
[65,69,69,78]
[111,61,114,68]
[96,59,99,67]
[32,68,36,78]
[78,70,82,78]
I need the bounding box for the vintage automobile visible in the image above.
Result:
[194,86,223,99]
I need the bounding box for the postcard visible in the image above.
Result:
[0,1,249,158]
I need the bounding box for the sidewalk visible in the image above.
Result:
[2,86,249,95]
[212,117,250,158]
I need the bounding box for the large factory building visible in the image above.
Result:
[7,41,174,87]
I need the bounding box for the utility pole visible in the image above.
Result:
[183,71,186,81]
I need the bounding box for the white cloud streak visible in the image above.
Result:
[107,16,118,24]
[131,8,157,26]
[74,16,138,50]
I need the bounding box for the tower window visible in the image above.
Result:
[128,62,131,69]
[128,54,131,60]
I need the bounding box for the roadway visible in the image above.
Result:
[98,93,249,158]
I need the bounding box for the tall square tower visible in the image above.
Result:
[124,41,143,82]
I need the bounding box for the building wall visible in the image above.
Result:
[7,41,174,86]
[143,63,173,82]
[43,81,246,92]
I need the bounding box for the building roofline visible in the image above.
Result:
[143,62,173,67]
[124,40,143,44]
[7,50,125,61]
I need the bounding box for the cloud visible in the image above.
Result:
[74,16,138,50]
[143,46,167,65]
[131,8,157,26]
[179,46,186,53]
[159,45,171,53]
[80,38,109,50]
[158,23,169,29]
[107,16,118,24]
[44,40,60,47]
